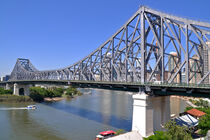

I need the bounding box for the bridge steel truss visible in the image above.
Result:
[10,6,210,85]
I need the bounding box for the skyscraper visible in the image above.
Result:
[168,52,180,83]
[205,41,210,84]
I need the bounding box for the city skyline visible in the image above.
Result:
[1,0,210,77]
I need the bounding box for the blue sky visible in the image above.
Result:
[0,0,210,77]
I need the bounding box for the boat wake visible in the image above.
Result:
[0,105,37,110]
[0,107,28,110]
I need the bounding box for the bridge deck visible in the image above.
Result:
[1,80,210,97]
[70,81,210,98]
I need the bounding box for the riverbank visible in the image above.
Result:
[29,86,81,102]
[0,93,80,103]
[0,94,33,102]
[171,95,194,101]
[171,95,210,108]
[44,94,81,102]
[44,97,65,102]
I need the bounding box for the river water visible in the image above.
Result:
[0,89,188,140]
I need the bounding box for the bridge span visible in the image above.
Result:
[8,6,210,87]
[1,80,210,97]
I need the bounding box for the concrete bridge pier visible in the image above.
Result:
[132,93,170,137]
[13,83,32,96]
[13,83,19,95]
[5,83,12,90]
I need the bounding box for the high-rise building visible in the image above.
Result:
[205,41,210,84]
[168,52,180,83]
[189,55,201,83]
[0,75,10,81]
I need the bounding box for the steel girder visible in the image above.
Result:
[9,6,210,85]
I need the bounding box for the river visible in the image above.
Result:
[0,89,188,140]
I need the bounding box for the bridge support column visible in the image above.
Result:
[6,83,11,90]
[13,83,19,95]
[13,83,32,96]
[132,93,153,137]
[24,84,32,96]
[132,93,170,137]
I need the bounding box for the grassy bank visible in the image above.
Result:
[0,87,33,102]
[0,94,33,102]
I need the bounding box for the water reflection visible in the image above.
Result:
[170,97,189,116]
[0,89,188,140]
[44,89,132,131]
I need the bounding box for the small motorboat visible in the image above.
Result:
[96,130,116,140]
[27,105,37,109]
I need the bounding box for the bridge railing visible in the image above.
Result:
[143,82,210,88]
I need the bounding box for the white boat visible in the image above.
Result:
[27,105,37,109]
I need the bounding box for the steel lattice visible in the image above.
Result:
[9,6,210,85]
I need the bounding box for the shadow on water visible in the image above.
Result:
[43,101,132,131]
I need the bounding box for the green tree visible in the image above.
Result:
[0,88,13,95]
[4,89,13,94]
[44,90,54,98]
[51,87,63,97]
[198,114,210,135]
[144,131,171,140]
[29,87,46,102]
[65,86,78,97]
[0,88,5,94]
[164,120,192,140]
[144,121,192,140]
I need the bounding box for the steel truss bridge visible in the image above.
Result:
[9,6,210,87]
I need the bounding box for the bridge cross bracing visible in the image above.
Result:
[9,6,210,85]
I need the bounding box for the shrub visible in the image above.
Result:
[144,131,171,140]
[164,120,192,140]
[0,88,13,95]
[51,87,63,97]
[29,92,44,102]
[144,121,192,140]
[198,114,210,135]
[189,99,209,108]
[29,87,45,102]
[185,106,193,112]
[65,86,79,96]
[0,94,32,102]
[195,99,209,108]
[4,89,13,94]
[44,90,54,98]
[0,88,5,94]
[115,129,125,135]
